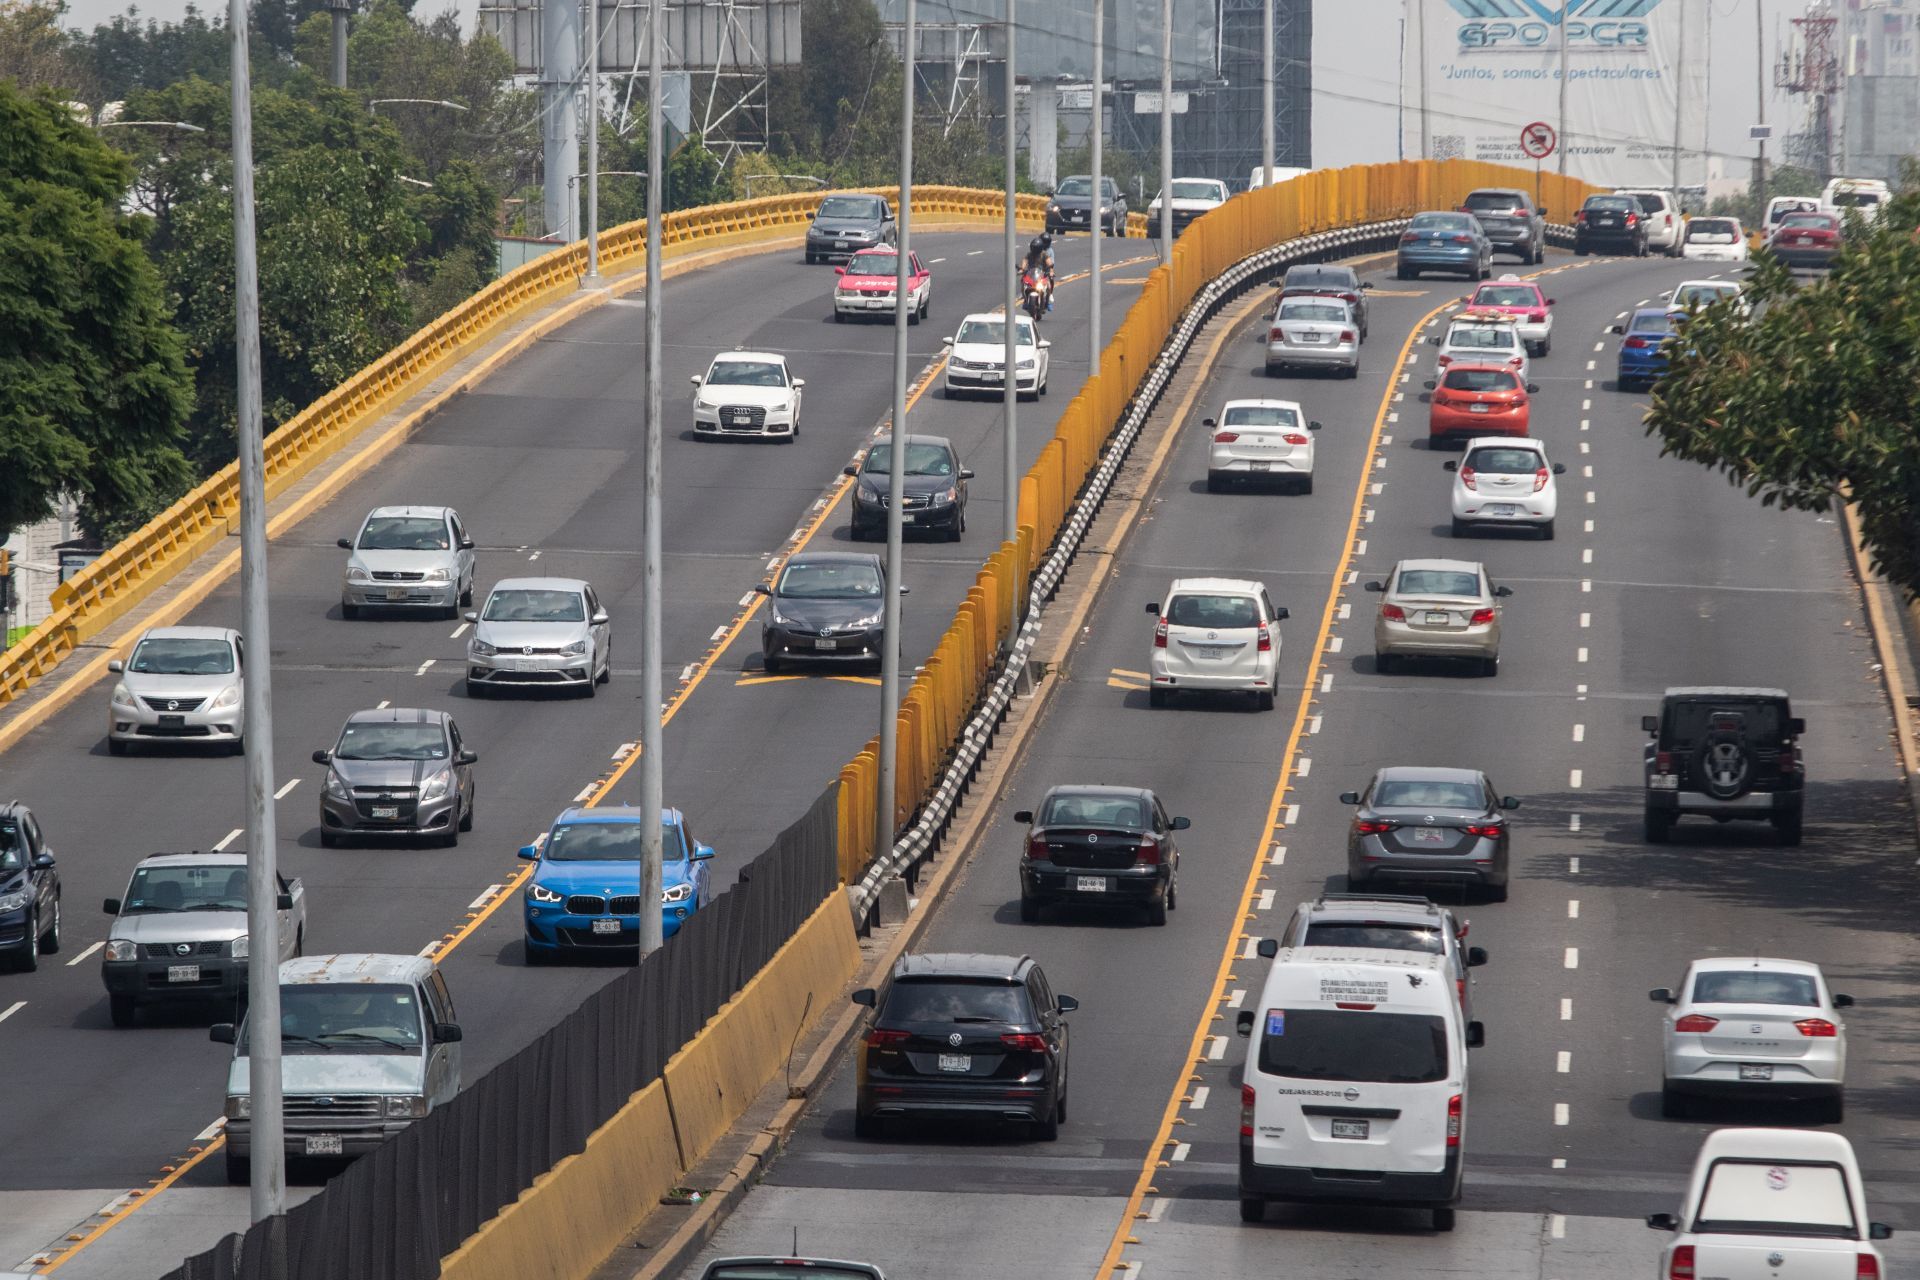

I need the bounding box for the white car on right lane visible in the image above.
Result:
[1651,956,1851,1122]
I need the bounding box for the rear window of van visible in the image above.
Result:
[1258,1008,1448,1083]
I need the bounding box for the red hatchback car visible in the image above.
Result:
[1427,363,1535,447]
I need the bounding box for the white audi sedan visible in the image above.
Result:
[1204,400,1321,494]
[690,351,804,441]
[1145,577,1287,711]
[1651,957,1851,1122]
[1445,437,1564,539]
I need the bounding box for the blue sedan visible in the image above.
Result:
[1396,211,1493,281]
[1610,307,1680,390]
[519,806,715,963]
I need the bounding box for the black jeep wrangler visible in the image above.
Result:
[1642,687,1805,844]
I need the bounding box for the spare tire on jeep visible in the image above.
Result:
[1694,728,1753,800]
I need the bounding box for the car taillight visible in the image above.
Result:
[1341,292,1359,306]
[1400,232,1419,244]
[1463,823,1502,838]
[1436,353,1453,367]
[1574,209,1588,223]
[1528,309,1546,322]
[1626,212,1639,226]
[1673,1014,1719,1033]
[1001,1032,1051,1052]
[1025,835,1049,860]
[1670,1245,1696,1280]
[1355,819,1398,834]
[1457,977,1467,1004]
[1508,356,1523,368]
[1460,465,1478,490]
[1857,1253,1880,1280]
[1213,431,1240,443]
[1778,745,1798,771]
[1655,750,1673,772]
[1154,618,1168,648]
[1795,1018,1838,1037]
[1432,390,1451,406]
[1469,607,1496,626]
[1240,1084,1256,1137]
[1449,233,1473,244]
[1533,467,1550,492]
[1269,327,1284,341]
[1282,432,1310,446]
[1257,625,1273,652]
[1381,604,1406,622]
[1446,1094,1462,1146]
[1339,329,1356,343]
[866,1028,910,1047]
[1624,336,1651,349]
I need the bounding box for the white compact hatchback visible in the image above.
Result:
[1146,578,1288,710]
[1681,217,1750,262]
[943,312,1050,399]
[1668,278,1751,319]
[1445,437,1564,539]
[1204,400,1321,493]
[690,351,805,441]
[1651,957,1851,1122]
[1432,313,1530,384]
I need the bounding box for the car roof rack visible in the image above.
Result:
[1314,892,1441,908]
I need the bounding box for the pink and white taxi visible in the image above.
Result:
[1464,275,1554,358]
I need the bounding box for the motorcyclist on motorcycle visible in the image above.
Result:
[1021,234,1055,312]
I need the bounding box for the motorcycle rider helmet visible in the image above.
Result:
[1038,233,1053,251]
[1029,235,1048,257]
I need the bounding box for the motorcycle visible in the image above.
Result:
[1020,269,1052,325]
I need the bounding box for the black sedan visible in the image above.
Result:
[1573,194,1648,256]
[843,434,972,542]
[0,801,61,971]
[1014,784,1187,925]
[852,952,1077,1140]
[1045,175,1127,235]
[758,551,896,672]
[1340,766,1519,902]
[805,194,897,264]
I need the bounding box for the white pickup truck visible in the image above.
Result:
[1648,1129,1893,1279]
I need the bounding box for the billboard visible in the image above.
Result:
[1400,0,1701,188]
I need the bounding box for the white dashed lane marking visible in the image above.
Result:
[274,778,300,799]
[66,940,104,967]
[213,828,242,852]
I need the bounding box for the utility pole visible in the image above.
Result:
[325,0,351,87]
[1417,0,1430,159]
[1090,0,1103,378]
[638,0,665,957]
[1261,0,1274,187]
[1002,0,1018,548]
[1158,0,1172,264]
[1558,0,1569,175]
[542,0,581,240]
[1756,0,1769,210]
[878,0,915,871]
[229,0,284,1226]
[585,0,600,280]
[1670,0,1687,191]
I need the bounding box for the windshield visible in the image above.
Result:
[1259,1009,1448,1083]
[1395,568,1482,598]
[121,864,250,914]
[1448,325,1515,350]
[1585,197,1634,212]
[1830,190,1883,208]
[357,516,448,551]
[817,196,880,220]
[129,637,234,676]
[242,983,424,1055]
[1302,922,1443,955]
[955,318,1033,347]
[1171,180,1222,201]
[1462,192,1522,212]
[1411,213,1473,230]
[882,978,1031,1024]
[706,360,787,388]
[777,560,883,599]
[1374,778,1484,808]
[544,820,688,862]
[335,721,449,761]
[1166,594,1259,629]
[1280,301,1347,322]
[1695,1161,1858,1238]
[1769,200,1819,224]
[0,821,23,874]
[846,252,899,275]
[1691,970,1819,1006]
[862,443,954,477]
[1630,313,1677,336]
[1620,192,1665,213]
[1055,177,1092,197]
[1687,220,1739,242]
[482,589,585,623]
[1222,405,1301,428]
[1040,792,1147,828]
[1284,268,1353,290]
[1442,368,1520,392]
[705,1269,877,1280]
[1464,447,1543,475]
[1781,213,1837,230]
[1473,286,1539,307]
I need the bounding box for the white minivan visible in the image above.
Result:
[1235,943,1484,1230]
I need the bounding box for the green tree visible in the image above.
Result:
[77,5,230,102]
[0,0,89,96]
[1645,180,1920,595]
[767,0,893,162]
[0,82,193,543]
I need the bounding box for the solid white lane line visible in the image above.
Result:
[1190,1085,1210,1110]
[1569,769,1583,788]
[1256,889,1276,911]
[1572,724,1585,742]
[66,940,105,967]
[450,622,470,639]
[1555,1103,1570,1126]
[1561,997,1573,1020]
[274,778,301,799]
[1564,947,1579,969]
[0,1001,24,1024]
[468,884,503,910]
[1567,899,1580,919]
[415,659,436,676]
[213,828,242,852]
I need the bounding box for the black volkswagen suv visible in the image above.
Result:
[852,953,1077,1140]
[1014,785,1187,925]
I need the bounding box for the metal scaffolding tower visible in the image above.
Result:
[1775,1,1840,180]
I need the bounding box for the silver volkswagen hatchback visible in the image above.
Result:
[464,578,612,697]
[338,506,476,620]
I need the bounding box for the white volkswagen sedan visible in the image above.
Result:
[943,313,1050,400]
[1651,957,1851,1122]
[1445,437,1564,539]
[690,351,804,441]
[1264,297,1359,378]
[1146,577,1287,711]
[1432,311,1530,384]
[1204,399,1321,494]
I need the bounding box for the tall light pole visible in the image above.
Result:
[1002,0,1018,548]
[324,0,351,87]
[1669,0,1688,192]
[639,0,665,957]
[1261,0,1274,187]
[586,0,601,281]
[1558,3,1569,175]
[1755,0,1769,210]
[229,0,284,1225]
[1089,0,1103,378]
[878,0,915,869]
[1158,0,1173,265]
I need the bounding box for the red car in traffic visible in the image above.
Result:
[1428,363,1533,447]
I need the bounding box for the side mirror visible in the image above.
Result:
[1202,417,1217,428]
[958,468,975,480]
[1013,809,1033,824]
[1870,1223,1894,1241]
[276,892,294,910]
[209,1024,237,1045]
[1493,585,1513,598]
[1546,297,1556,305]
[834,266,847,275]
[1360,280,1375,290]
[689,374,703,386]
[1500,796,1520,810]
[792,378,806,390]
[1646,1214,1678,1232]
[1363,581,1385,592]
[1170,815,1191,830]
[1444,460,1459,472]
[1427,335,1441,346]
[458,537,476,550]
[898,584,910,595]
[1528,384,1542,394]
[1039,339,1052,349]
[107,659,125,674]
[1307,421,1322,431]
[1833,993,1854,1008]
[1256,938,1279,959]
[1236,1009,1256,1036]
[1465,1021,1485,1048]
[1539,206,1549,217]
[1648,987,1675,1004]
[1144,602,1161,614]
[1607,324,1625,335]
[1423,380,1437,391]
[851,988,878,1007]
[462,611,479,623]
[842,464,860,477]
[433,1022,464,1043]
[1339,791,1361,804]
[754,583,772,595]
[591,611,610,625]
[1788,716,1806,735]
[1642,715,1660,733]
[312,749,331,765]
[517,844,539,861]
[1273,607,1290,622]
[1056,995,1079,1014]
[27,851,50,869]
[336,537,353,550]
[941,336,954,346]
[103,898,121,914]
[1466,946,1489,967]
[1552,463,1566,474]
[457,749,478,766]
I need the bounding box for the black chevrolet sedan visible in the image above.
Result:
[805,194,896,264]
[1340,766,1519,902]
[843,434,972,542]
[0,802,61,971]
[852,952,1077,1141]
[1014,785,1187,925]
[757,551,897,673]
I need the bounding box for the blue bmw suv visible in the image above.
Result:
[519,806,714,963]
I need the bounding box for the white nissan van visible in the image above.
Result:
[1235,943,1484,1230]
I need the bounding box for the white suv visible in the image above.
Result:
[1146,578,1288,710]
[1614,188,1683,255]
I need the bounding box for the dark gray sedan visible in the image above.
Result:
[805,194,896,264]
[1045,175,1127,235]
[757,551,895,672]
[315,708,477,847]
[1340,766,1519,902]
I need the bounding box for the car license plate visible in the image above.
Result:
[371,805,399,819]
[815,638,839,651]
[1330,1119,1369,1140]
[304,1134,344,1156]
[1468,402,1491,413]
[1597,217,1618,226]
[591,918,621,935]
[1190,646,1222,659]
[731,410,753,423]
[835,240,850,249]
[1423,611,1451,625]
[1487,504,1519,516]
[1413,827,1446,844]
[938,1053,971,1073]
[981,370,1003,382]
[1248,460,1271,472]
[1070,212,1085,221]
[1739,1063,1774,1081]
[1076,876,1109,893]
[159,714,185,727]
[386,587,410,600]
[167,964,200,983]
[1299,332,1323,343]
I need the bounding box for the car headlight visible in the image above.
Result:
[856,613,883,628]
[210,685,241,710]
[1047,202,1059,214]
[347,565,371,583]
[1017,357,1036,369]
[111,682,135,708]
[226,1095,251,1120]
[662,883,693,903]
[0,890,29,914]
[561,639,588,656]
[930,487,956,506]
[418,770,453,802]
[527,881,563,904]
[470,638,497,657]
[770,608,791,627]
[325,771,350,800]
[421,567,451,583]
[106,938,138,962]
[231,934,249,959]
[384,1094,429,1119]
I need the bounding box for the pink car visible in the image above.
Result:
[1464,276,1554,357]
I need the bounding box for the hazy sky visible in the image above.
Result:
[59,0,1802,179]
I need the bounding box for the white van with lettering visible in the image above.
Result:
[1235,943,1483,1230]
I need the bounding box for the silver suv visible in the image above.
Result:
[106,626,246,756]
[338,505,476,620]
[100,850,306,1027]
[1279,892,1487,1016]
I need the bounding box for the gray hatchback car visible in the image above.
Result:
[805,194,896,264]
[314,708,477,847]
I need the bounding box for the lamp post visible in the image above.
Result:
[639,0,666,958]
[1158,0,1173,265]
[323,0,354,87]
[367,98,469,113]
[1002,2,1018,549]
[1090,0,1103,378]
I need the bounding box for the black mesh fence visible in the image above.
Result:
[156,785,841,1280]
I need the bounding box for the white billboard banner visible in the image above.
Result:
[1400,0,1702,188]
